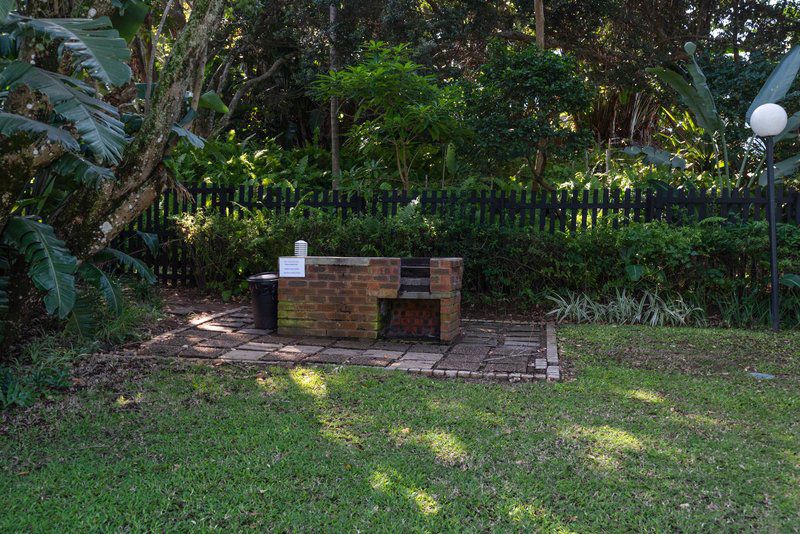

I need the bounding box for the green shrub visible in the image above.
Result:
[175,208,800,327]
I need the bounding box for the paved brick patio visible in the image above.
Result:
[139,307,561,381]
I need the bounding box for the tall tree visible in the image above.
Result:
[329,1,341,185]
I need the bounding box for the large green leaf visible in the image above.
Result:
[2,217,77,319]
[10,15,131,86]
[648,67,718,136]
[0,275,8,315]
[759,153,800,186]
[0,0,14,22]
[170,124,205,148]
[109,0,149,42]
[683,42,724,136]
[78,263,123,315]
[96,247,156,284]
[49,153,116,186]
[775,111,800,143]
[0,112,79,150]
[0,62,128,163]
[198,90,229,113]
[747,46,800,122]
[65,294,95,338]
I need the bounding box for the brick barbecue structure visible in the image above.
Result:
[277,257,463,342]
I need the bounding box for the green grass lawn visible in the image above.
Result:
[2,325,799,531]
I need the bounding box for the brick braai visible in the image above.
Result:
[277,257,462,342]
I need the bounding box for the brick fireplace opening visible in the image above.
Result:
[380,299,440,340]
[277,256,462,342]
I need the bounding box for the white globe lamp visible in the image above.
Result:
[750,103,788,137]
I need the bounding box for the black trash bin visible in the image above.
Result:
[247,272,279,330]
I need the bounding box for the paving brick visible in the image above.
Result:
[484,361,528,373]
[179,346,226,358]
[305,351,352,364]
[389,360,434,370]
[349,356,393,367]
[275,344,324,356]
[448,344,491,356]
[239,342,284,352]
[262,350,307,363]
[236,328,274,335]
[319,347,362,358]
[371,341,412,351]
[435,358,482,371]
[197,333,257,348]
[252,335,297,345]
[408,343,449,354]
[490,345,538,356]
[196,323,236,333]
[180,328,221,339]
[295,337,337,346]
[361,349,405,360]
[332,339,375,349]
[220,349,267,361]
[401,351,443,360]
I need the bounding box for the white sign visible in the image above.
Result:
[279,257,306,278]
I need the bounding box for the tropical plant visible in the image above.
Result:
[0,0,226,344]
[461,42,593,189]
[641,42,800,189]
[314,42,464,191]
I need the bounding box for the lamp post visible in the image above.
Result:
[750,103,788,332]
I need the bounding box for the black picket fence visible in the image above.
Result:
[116,186,800,285]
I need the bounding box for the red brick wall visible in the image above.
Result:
[278,257,462,341]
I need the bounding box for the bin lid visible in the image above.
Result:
[247,272,278,282]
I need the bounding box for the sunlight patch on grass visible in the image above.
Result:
[369,468,441,515]
[508,503,545,521]
[289,367,327,398]
[624,388,666,404]
[506,502,578,532]
[563,424,645,470]
[390,427,470,466]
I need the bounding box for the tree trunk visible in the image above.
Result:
[534,0,545,48]
[329,1,342,187]
[52,0,226,260]
[532,0,548,184]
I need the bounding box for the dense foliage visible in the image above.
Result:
[176,209,800,328]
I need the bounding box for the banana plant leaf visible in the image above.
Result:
[683,42,724,137]
[775,111,800,143]
[65,294,96,338]
[759,153,800,186]
[647,67,719,137]
[2,217,77,319]
[0,112,79,151]
[95,247,156,284]
[198,91,229,114]
[9,14,131,86]
[0,61,129,163]
[50,153,116,187]
[109,0,149,42]
[0,0,14,21]
[746,46,800,122]
[78,263,123,315]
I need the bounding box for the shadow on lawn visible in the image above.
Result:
[2,356,797,530]
[274,363,797,530]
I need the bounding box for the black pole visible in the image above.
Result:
[765,136,780,332]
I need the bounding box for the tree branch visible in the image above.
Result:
[211,54,290,136]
